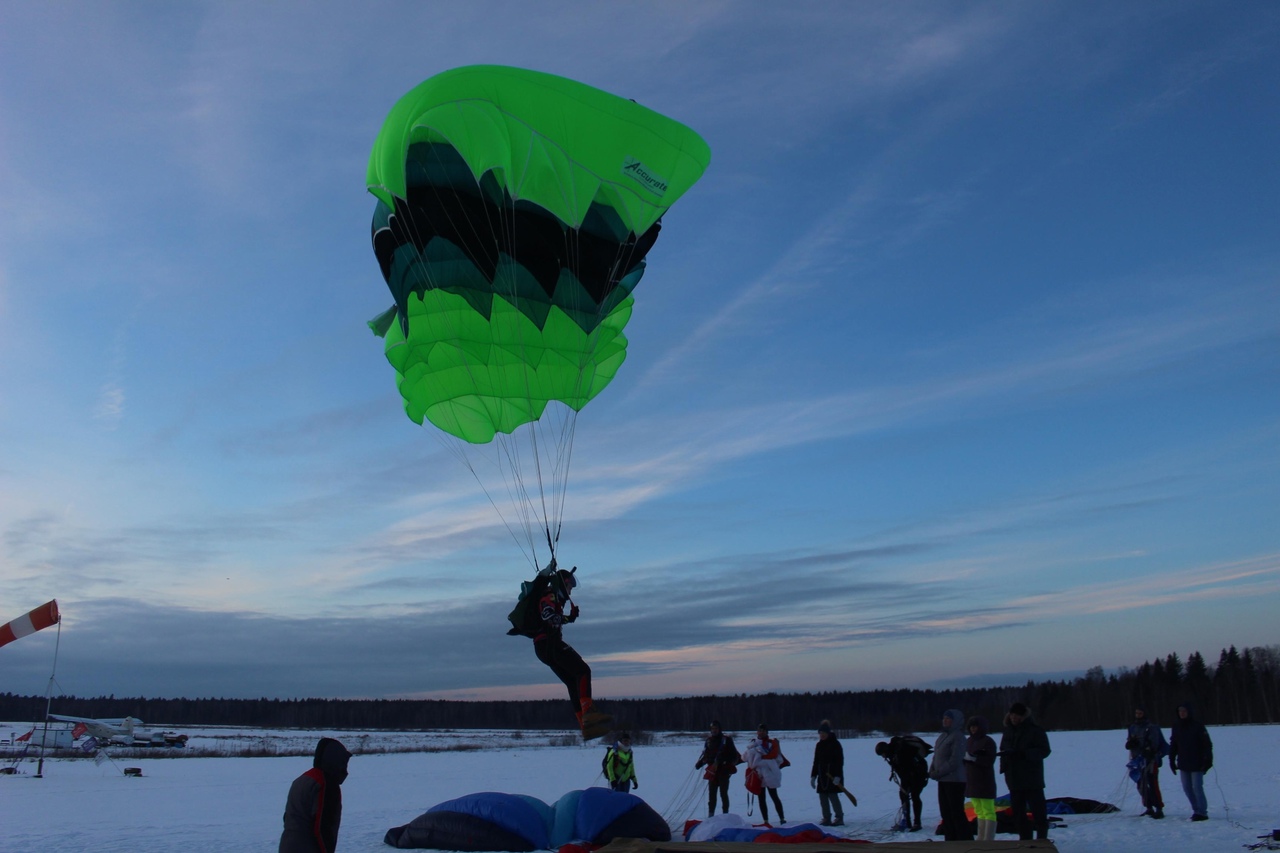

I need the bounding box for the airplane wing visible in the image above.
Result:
[47,714,124,740]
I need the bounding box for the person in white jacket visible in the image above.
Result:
[743,724,788,824]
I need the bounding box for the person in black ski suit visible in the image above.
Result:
[999,702,1052,841]
[875,735,929,831]
[280,737,352,853]
[1125,706,1168,818]
[810,720,845,826]
[1168,701,1213,821]
[695,720,740,816]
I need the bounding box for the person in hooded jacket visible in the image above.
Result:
[999,702,1052,841]
[809,720,845,826]
[280,737,352,853]
[929,708,971,841]
[964,716,998,841]
[1125,707,1168,818]
[1168,701,1213,821]
[695,720,740,816]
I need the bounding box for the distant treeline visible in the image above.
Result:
[3,644,1275,733]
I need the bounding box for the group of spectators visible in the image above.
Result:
[870,703,1048,841]
[693,698,1215,843]
[275,700,1217,851]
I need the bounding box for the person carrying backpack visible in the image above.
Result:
[874,735,930,831]
[507,560,611,739]
[603,732,638,792]
[1125,707,1168,819]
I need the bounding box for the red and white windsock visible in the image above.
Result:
[0,600,60,650]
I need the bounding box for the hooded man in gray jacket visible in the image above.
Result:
[929,708,971,841]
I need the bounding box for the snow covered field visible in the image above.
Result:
[2,725,1277,852]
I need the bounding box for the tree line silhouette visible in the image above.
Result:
[2,644,1274,734]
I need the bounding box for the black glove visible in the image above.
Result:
[632,779,639,789]
[1169,758,1178,774]
[696,759,705,769]
[1124,738,1137,750]
[568,604,580,622]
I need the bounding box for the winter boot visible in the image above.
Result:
[578,698,613,740]
[1152,807,1164,819]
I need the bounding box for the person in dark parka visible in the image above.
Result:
[999,702,1052,841]
[1168,701,1213,821]
[281,737,352,853]
[964,716,998,841]
[695,720,740,816]
[809,720,845,826]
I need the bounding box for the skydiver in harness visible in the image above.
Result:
[526,560,612,739]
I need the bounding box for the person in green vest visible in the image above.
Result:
[604,732,638,793]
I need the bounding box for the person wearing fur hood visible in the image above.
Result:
[999,702,1052,841]
[929,709,971,841]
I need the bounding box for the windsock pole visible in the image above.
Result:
[35,616,63,779]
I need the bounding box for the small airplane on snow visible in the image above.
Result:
[46,714,188,747]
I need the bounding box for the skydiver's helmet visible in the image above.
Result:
[552,567,577,598]
[874,741,890,758]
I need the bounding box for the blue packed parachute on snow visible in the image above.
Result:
[384,788,670,850]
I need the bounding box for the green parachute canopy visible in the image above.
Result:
[368,65,711,445]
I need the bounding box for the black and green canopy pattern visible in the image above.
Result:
[368,65,710,444]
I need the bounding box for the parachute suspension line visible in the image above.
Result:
[402,146,543,566]
[495,175,555,563]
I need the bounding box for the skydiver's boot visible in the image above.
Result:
[578,698,612,740]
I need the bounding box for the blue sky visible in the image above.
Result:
[1,2,1277,703]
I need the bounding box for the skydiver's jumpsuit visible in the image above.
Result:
[533,588,593,716]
